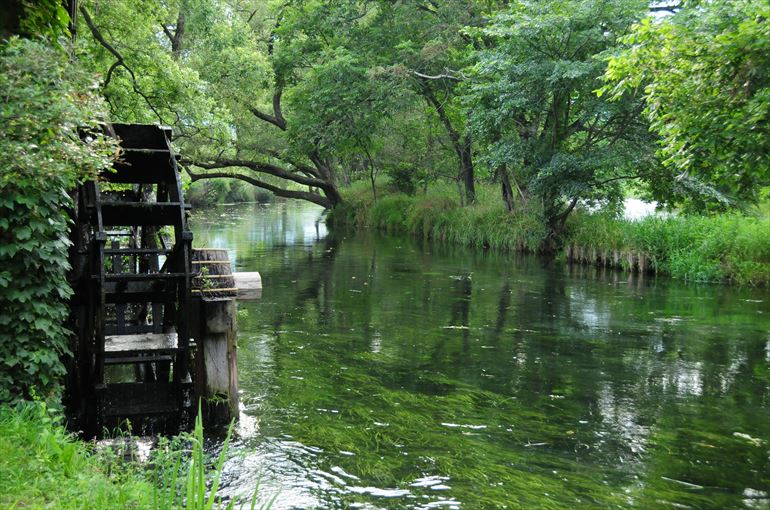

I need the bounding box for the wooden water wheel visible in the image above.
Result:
[67,124,194,437]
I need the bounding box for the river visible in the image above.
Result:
[190,202,770,509]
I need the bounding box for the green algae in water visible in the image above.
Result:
[192,203,770,509]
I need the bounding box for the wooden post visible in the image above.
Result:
[193,297,239,427]
[189,251,262,428]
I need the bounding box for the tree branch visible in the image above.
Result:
[185,158,331,190]
[161,23,174,43]
[171,12,185,56]
[258,148,321,178]
[422,85,461,148]
[186,167,332,208]
[412,69,464,81]
[80,5,164,123]
[553,196,580,225]
[160,10,185,56]
[649,3,681,13]
[593,173,645,186]
[249,90,287,130]
[416,0,439,15]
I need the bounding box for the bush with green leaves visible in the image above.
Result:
[603,0,770,211]
[0,38,115,404]
[385,164,418,196]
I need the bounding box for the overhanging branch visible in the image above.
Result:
[650,3,681,13]
[186,167,332,208]
[412,69,464,82]
[186,157,330,190]
[249,90,287,130]
[259,148,321,178]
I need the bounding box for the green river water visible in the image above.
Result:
[190,202,770,509]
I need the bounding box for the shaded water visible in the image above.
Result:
[191,202,770,509]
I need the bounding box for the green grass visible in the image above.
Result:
[0,401,154,509]
[328,185,770,285]
[567,212,770,285]
[329,183,548,253]
[0,401,272,510]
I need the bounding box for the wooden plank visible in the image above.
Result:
[104,272,186,281]
[100,202,189,226]
[105,332,178,354]
[104,354,174,365]
[106,291,175,304]
[111,241,126,334]
[234,272,262,300]
[105,248,173,255]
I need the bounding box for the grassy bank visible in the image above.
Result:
[0,402,265,510]
[328,185,770,285]
[0,402,154,509]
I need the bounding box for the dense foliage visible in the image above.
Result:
[71,0,769,232]
[0,38,114,404]
[466,0,655,238]
[604,0,770,211]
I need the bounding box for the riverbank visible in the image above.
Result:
[0,401,254,510]
[0,402,154,509]
[328,185,770,285]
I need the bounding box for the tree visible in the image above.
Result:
[76,0,343,208]
[74,0,492,208]
[465,0,655,244]
[603,0,770,212]
[364,0,493,205]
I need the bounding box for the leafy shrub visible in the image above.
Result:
[0,38,114,404]
[385,163,417,196]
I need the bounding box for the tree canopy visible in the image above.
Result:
[9,0,766,230]
[465,0,655,236]
[603,0,770,211]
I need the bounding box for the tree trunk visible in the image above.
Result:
[421,84,475,205]
[459,135,475,205]
[497,165,514,212]
[543,196,579,253]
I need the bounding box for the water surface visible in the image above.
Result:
[191,202,770,509]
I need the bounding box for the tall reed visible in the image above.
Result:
[152,402,276,510]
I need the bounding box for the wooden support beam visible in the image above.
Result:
[233,272,262,300]
[193,297,239,427]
